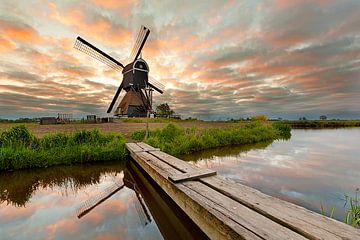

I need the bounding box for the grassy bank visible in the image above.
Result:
[0,125,127,171]
[132,122,291,156]
[281,120,360,129]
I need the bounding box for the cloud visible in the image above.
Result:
[0,0,359,119]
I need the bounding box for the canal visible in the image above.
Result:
[1,128,359,239]
[182,128,360,222]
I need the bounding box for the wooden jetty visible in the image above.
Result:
[126,142,360,240]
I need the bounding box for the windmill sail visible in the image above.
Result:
[76,180,124,219]
[74,37,124,71]
[129,26,150,61]
[148,77,164,94]
[107,82,123,113]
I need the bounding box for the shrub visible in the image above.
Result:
[251,115,268,122]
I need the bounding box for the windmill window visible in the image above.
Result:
[139,64,143,68]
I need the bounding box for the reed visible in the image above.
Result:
[132,122,291,156]
[0,125,127,171]
[344,188,360,228]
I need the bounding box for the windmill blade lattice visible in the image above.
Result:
[74,37,124,71]
[76,180,124,219]
[129,26,150,61]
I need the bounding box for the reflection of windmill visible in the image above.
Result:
[74,26,164,117]
[76,171,151,226]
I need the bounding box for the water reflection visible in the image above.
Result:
[182,128,360,222]
[0,161,207,240]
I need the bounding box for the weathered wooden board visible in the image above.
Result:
[200,176,360,240]
[169,169,216,183]
[126,142,360,240]
[126,143,304,239]
[136,142,160,151]
[150,150,200,173]
[128,148,251,239]
[126,142,144,152]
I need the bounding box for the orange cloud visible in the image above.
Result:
[0,19,42,43]
[46,218,79,237]
[0,36,15,52]
[48,2,132,47]
[91,0,137,9]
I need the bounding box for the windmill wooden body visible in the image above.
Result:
[74,26,164,117]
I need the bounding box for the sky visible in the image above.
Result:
[0,0,359,120]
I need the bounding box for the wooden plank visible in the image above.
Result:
[128,149,262,239]
[126,142,144,153]
[150,150,200,173]
[127,143,360,240]
[181,181,307,240]
[169,169,216,183]
[200,176,360,240]
[127,161,209,240]
[128,146,305,239]
[136,142,160,151]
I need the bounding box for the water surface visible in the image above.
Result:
[182,128,360,221]
[0,161,207,240]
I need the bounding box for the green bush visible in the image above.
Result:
[132,122,291,156]
[272,122,292,139]
[0,126,127,171]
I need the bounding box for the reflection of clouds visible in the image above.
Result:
[192,129,360,221]
[0,170,163,240]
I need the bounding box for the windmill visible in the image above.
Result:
[74,25,164,117]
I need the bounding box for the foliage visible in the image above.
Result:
[0,125,127,171]
[156,103,174,117]
[272,122,292,139]
[132,122,291,156]
[0,118,38,123]
[320,115,327,120]
[251,115,268,122]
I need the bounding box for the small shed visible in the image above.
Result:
[40,117,57,125]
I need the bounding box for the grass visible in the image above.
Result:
[281,120,360,129]
[320,189,360,228]
[132,122,291,156]
[0,125,127,171]
[344,188,360,228]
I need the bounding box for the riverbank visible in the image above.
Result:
[132,122,291,156]
[280,120,360,128]
[0,125,127,171]
[0,122,290,171]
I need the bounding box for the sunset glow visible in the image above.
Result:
[0,0,359,119]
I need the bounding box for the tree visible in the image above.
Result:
[156,103,174,117]
[320,115,327,120]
